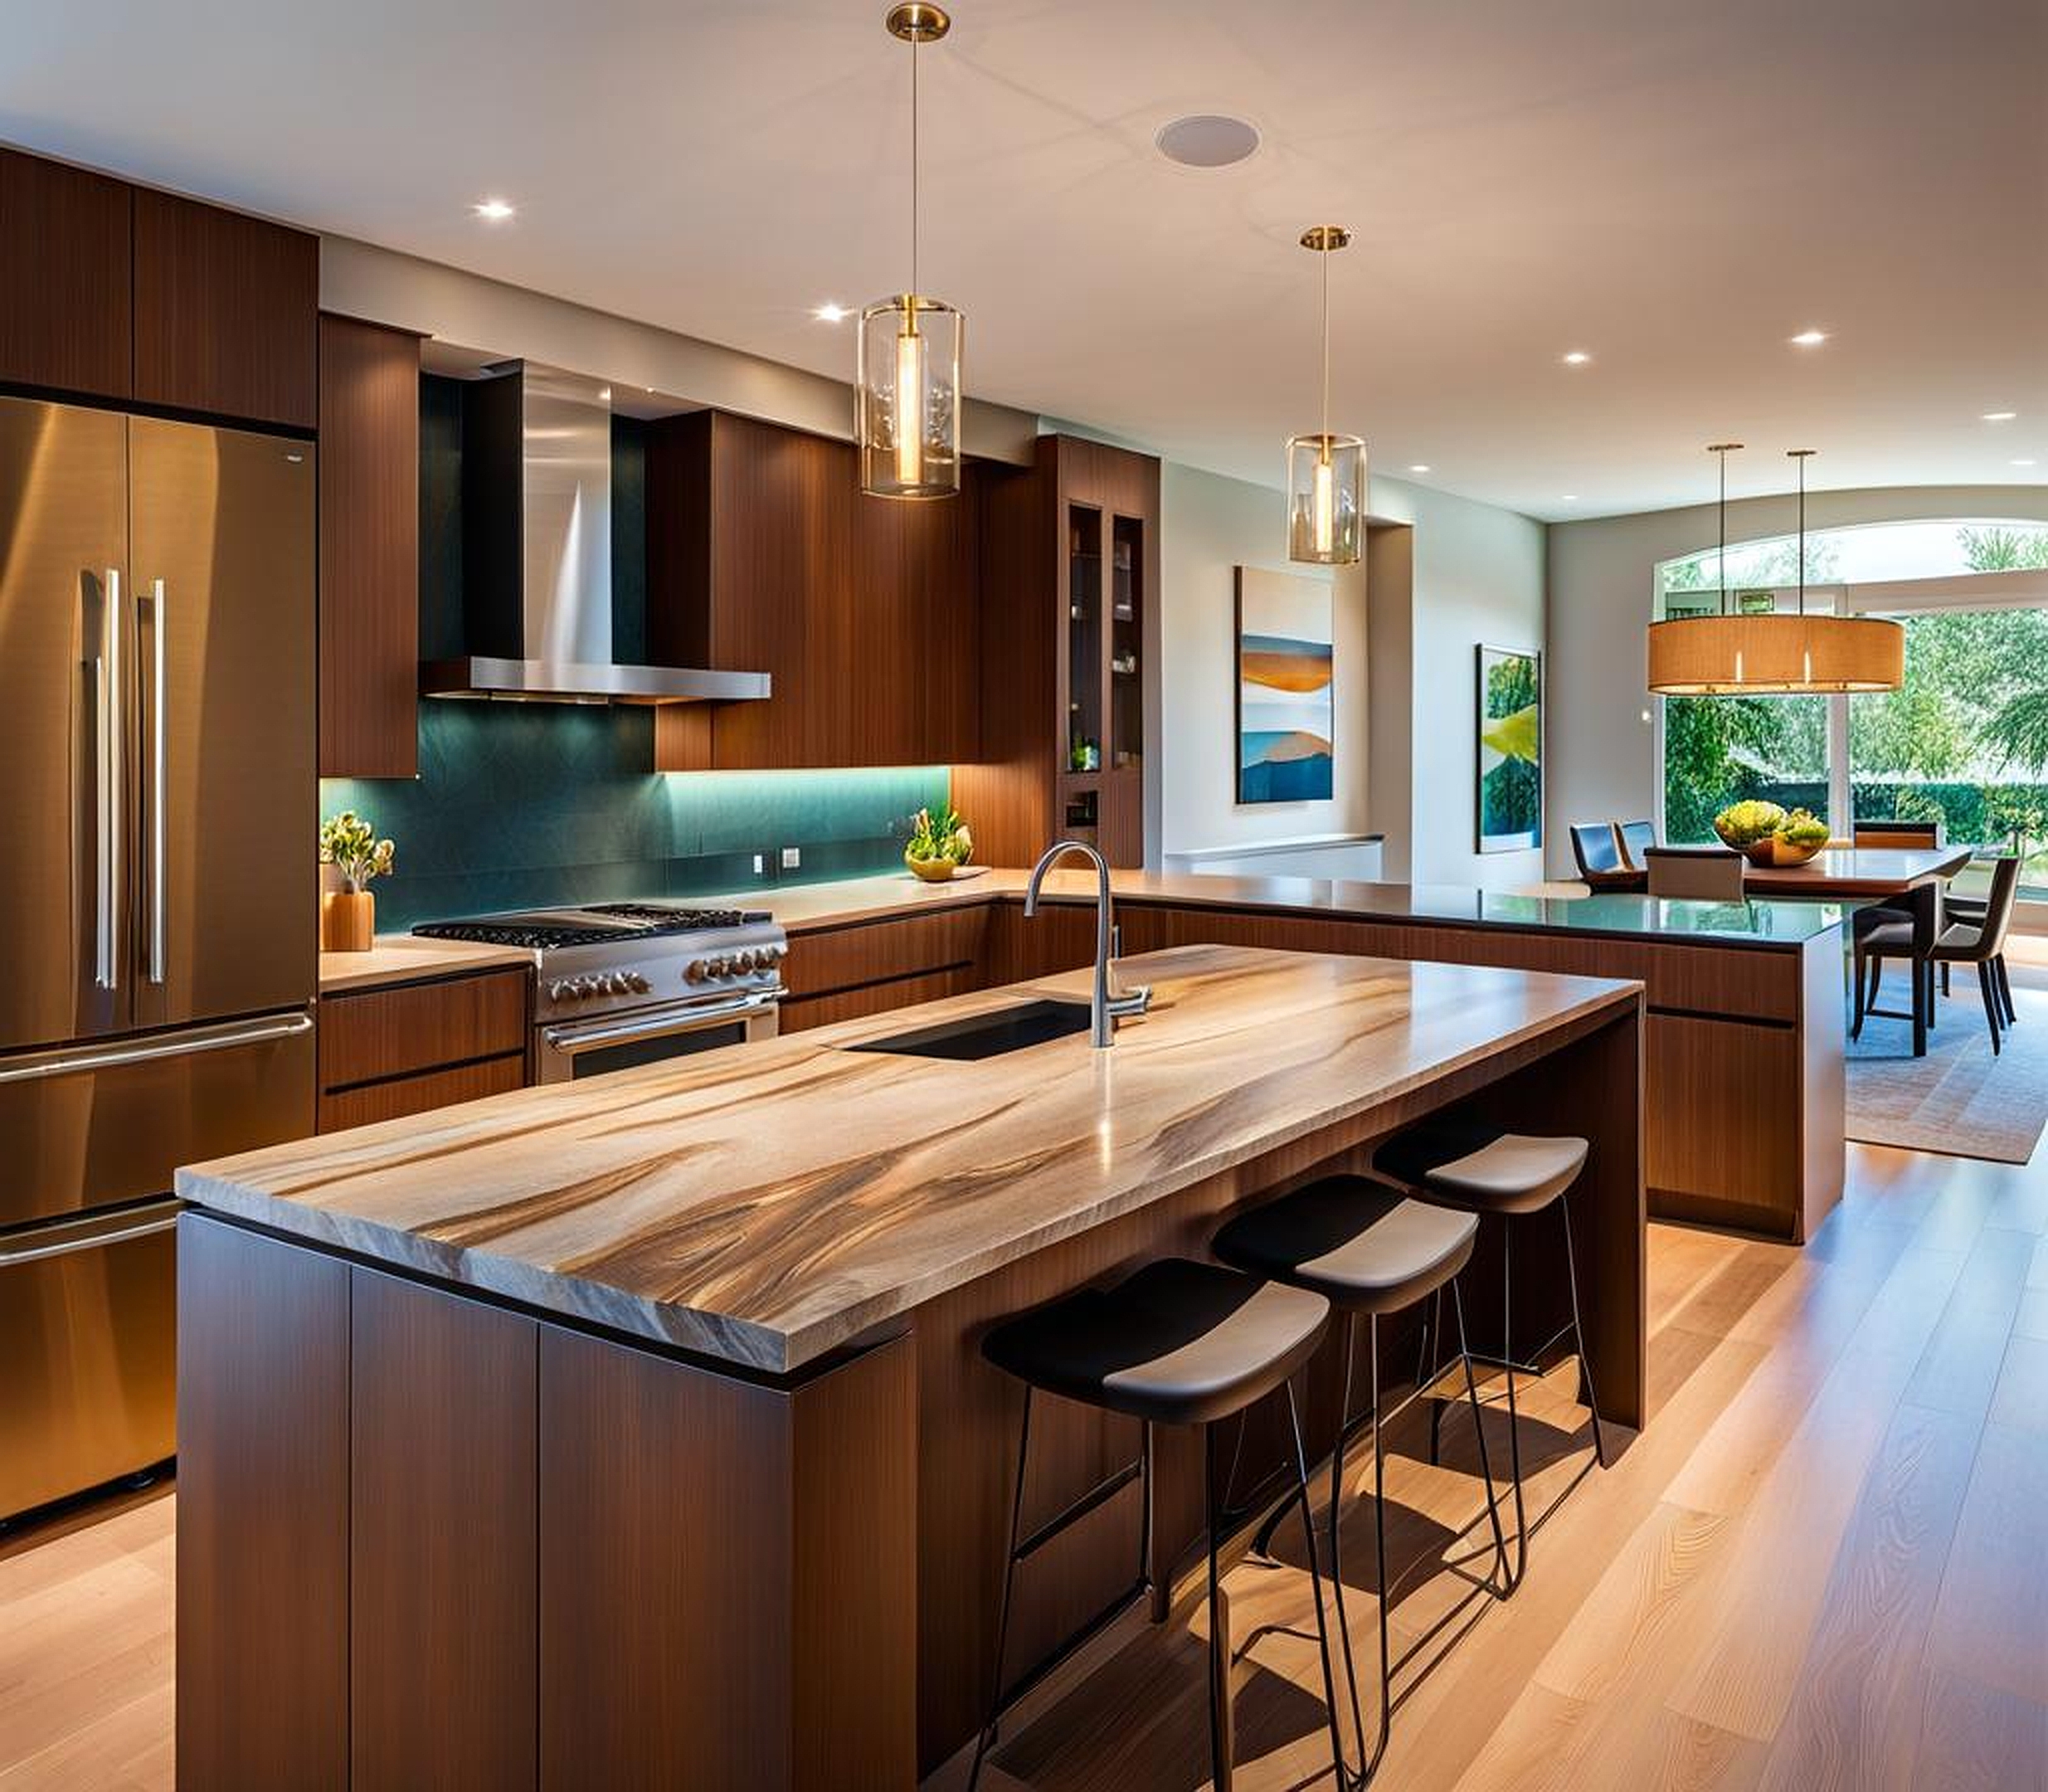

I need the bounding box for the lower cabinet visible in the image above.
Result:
[317,967,530,1130]
[178,1215,916,1792]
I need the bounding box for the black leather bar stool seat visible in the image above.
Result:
[1374,1128,1588,1216]
[1213,1177,1478,1314]
[1214,1178,1507,1786]
[981,1256,1330,1426]
[1373,1122,1608,1600]
[969,1259,1346,1792]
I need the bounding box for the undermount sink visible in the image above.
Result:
[845,1000,1094,1062]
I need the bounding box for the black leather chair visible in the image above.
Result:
[1569,823,1642,892]
[1862,857,2022,1054]
[1617,819,1657,870]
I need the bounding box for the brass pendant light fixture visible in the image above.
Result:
[856,2,962,499]
[1646,442,1904,694]
[1287,225,1365,564]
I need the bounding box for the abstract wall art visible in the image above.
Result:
[1235,567,1334,804]
[1476,643,1543,852]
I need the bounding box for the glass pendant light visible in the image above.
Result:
[1287,225,1365,564]
[1647,443,1903,694]
[857,3,962,499]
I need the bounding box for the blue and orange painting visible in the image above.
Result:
[1236,567,1334,804]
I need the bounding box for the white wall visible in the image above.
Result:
[1157,462,1370,856]
[1156,462,1546,886]
[1549,483,2048,878]
[1369,478,1549,887]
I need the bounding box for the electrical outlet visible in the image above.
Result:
[752,853,765,876]
[780,846,801,871]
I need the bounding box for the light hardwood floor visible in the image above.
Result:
[7,1026,2048,1790]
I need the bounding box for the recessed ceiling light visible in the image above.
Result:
[1560,494,1579,502]
[2013,458,2038,468]
[1408,464,1431,474]
[1562,351,1591,366]
[1155,114,1261,168]
[812,302,852,324]
[1789,329,1828,346]
[472,197,516,222]
[1984,410,2019,422]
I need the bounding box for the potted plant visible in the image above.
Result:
[903,805,974,883]
[319,811,396,951]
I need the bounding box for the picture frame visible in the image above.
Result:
[1476,643,1543,853]
[1235,566,1334,805]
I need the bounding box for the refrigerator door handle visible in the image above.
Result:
[0,1200,183,1269]
[91,567,124,991]
[0,1010,313,1086]
[143,577,168,986]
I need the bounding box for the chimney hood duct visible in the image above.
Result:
[420,361,769,705]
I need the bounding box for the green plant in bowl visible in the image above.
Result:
[1777,809,1829,847]
[904,805,974,882]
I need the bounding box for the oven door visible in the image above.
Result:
[534,989,780,1085]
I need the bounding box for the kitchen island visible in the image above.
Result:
[176,943,1643,1791]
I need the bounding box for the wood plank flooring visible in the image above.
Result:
[6,1015,2048,1788]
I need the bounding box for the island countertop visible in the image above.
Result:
[178,943,1639,1374]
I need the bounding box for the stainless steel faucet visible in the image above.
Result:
[1024,840,1151,1048]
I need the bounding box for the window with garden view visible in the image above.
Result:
[1660,521,2048,896]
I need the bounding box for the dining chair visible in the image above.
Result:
[1861,859,2022,1054]
[1569,823,1644,892]
[1642,846,1746,899]
[1852,879,1939,1056]
[1617,820,1657,870]
[1853,818,1947,850]
[1937,858,2016,1025]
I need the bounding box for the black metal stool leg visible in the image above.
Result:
[1282,1377,1350,1792]
[1204,1423,1234,1792]
[1322,1315,1371,1780]
[1425,1285,1446,1468]
[1451,1281,1511,1598]
[968,1385,1035,1792]
[1496,1215,1530,1596]
[1559,1195,1609,1469]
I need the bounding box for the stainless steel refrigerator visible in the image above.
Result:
[0,396,317,1523]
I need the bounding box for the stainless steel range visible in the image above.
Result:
[414,902,787,1083]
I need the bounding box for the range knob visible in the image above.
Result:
[547,980,567,1001]
[685,960,708,984]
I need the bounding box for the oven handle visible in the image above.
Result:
[540,988,781,1054]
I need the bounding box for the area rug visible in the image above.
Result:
[1845,974,2048,1163]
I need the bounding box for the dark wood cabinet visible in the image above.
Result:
[133,186,318,429]
[955,435,1158,866]
[317,967,530,1132]
[319,314,421,777]
[648,410,980,771]
[0,147,133,399]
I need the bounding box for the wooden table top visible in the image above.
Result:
[1740,845,1975,898]
[178,944,1638,1374]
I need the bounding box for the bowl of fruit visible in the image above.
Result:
[1713,800,1828,866]
[903,804,974,882]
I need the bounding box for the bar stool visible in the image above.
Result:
[1374,1125,1608,1597]
[1213,1176,1510,1787]
[969,1257,1346,1792]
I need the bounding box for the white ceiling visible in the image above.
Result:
[4,0,2044,519]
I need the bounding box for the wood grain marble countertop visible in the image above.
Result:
[180,944,1640,1374]
[318,934,536,995]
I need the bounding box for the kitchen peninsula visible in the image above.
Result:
[175,943,1642,1791]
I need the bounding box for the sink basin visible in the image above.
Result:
[846,999,1093,1061]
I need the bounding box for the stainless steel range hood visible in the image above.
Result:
[420,362,768,705]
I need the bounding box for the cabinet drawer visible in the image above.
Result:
[318,1054,526,1134]
[782,907,990,1001]
[319,969,529,1092]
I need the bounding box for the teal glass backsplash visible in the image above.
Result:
[321,702,950,932]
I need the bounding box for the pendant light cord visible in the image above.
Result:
[1796,451,1807,615]
[1719,447,1728,616]
[909,32,920,303]
[1320,241,1330,443]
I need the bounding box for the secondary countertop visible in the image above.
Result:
[318,934,536,995]
[737,867,1845,947]
[180,944,1639,1374]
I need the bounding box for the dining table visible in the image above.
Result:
[1739,844,1975,898]
[1744,845,1977,1055]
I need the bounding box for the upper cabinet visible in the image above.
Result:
[0,148,133,399]
[133,188,319,431]
[319,314,422,778]
[646,410,980,772]
[0,147,317,432]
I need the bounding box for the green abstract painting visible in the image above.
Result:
[1477,644,1543,853]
